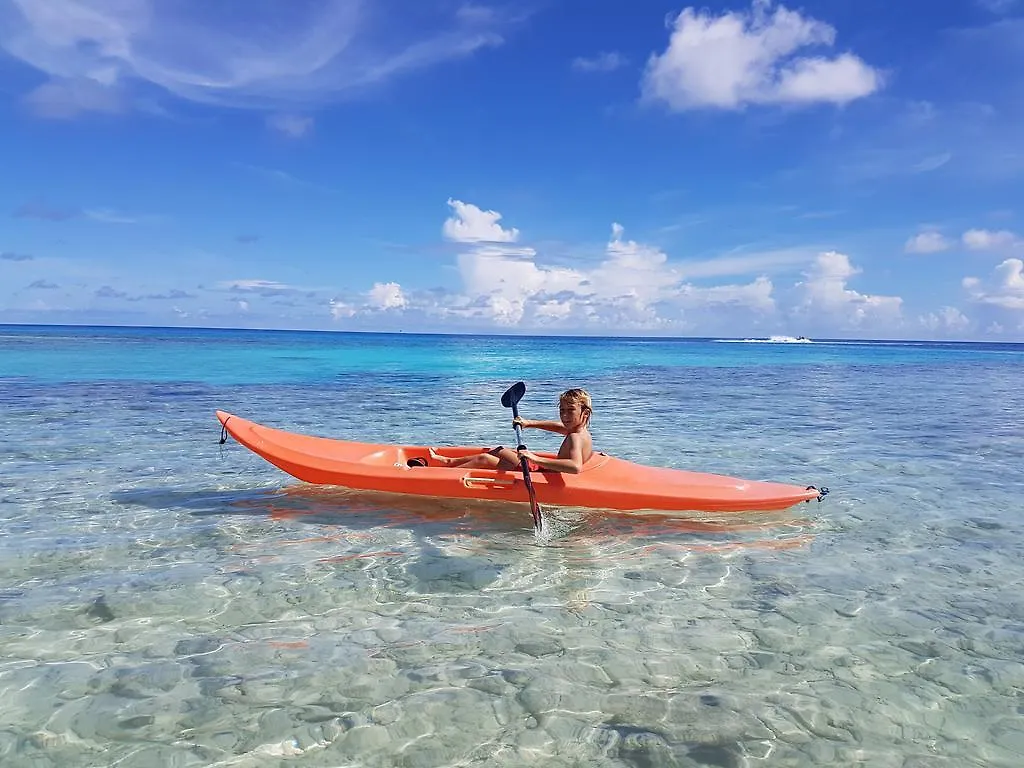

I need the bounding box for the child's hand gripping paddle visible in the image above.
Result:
[501,381,544,534]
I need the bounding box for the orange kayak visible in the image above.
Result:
[216,411,826,513]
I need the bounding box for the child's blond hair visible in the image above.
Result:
[560,388,592,425]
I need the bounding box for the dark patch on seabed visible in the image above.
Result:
[597,719,743,768]
[85,594,116,623]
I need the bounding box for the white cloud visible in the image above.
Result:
[920,306,970,333]
[905,231,953,254]
[329,298,356,319]
[962,228,1022,252]
[795,251,902,327]
[912,152,952,173]
[642,0,881,110]
[572,51,626,73]
[22,77,122,118]
[678,247,816,278]
[221,279,294,292]
[0,0,509,115]
[443,198,520,243]
[964,258,1024,310]
[267,113,314,138]
[446,207,776,328]
[977,0,1018,13]
[367,281,407,310]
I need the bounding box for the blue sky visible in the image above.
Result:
[1,0,1023,340]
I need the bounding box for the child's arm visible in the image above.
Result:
[514,417,567,435]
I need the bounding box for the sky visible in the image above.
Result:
[1,0,1023,340]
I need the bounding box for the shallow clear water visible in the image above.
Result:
[2,325,1023,767]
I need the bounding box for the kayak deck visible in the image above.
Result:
[216,411,825,513]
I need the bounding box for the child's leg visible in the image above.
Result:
[429,447,518,469]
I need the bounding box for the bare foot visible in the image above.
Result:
[428,448,452,466]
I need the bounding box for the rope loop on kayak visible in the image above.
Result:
[806,485,830,502]
[219,424,228,445]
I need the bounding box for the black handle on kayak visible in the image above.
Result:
[501,381,544,534]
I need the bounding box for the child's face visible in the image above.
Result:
[559,400,587,428]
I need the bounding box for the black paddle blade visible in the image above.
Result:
[501,381,526,408]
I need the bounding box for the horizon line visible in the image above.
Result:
[1,321,1021,346]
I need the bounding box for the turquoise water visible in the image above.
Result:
[2,324,1023,767]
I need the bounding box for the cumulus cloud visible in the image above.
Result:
[443,198,521,244]
[330,298,356,319]
[367,281,407,310]
[0,0,511,116]
[905,231,952,254]
[795,251,902,327]
[572,51,627,73]
[920,306,970,333]
[964,259,1024,310]
[962,228,1022,252]
[444,205,776,328]
[642,0,881,110]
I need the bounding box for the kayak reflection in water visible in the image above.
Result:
[428,388,594,474]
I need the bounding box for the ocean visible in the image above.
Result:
[1,324,1023,767]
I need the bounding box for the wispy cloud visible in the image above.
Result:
[234,162,333,193]
[84,208,161,224]
[642,0,882,111]
[13,201,156,224]
[571,51,627,73]
[22,77,123,119]
[95,286,129,299]
[140,289,195,301]
[236,234,261,245]
[977,0,1019,14]
[677,248,817,279]
[912,152,952,173]
[0,0,516,116]
[13,201,79,221]
[219,279,316,299]
[27,279,59,289]
[266,113,314,138]
[1,251,34,261]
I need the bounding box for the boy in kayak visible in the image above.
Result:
[428,388,594,474]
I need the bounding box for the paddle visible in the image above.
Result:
[501,381,545,534]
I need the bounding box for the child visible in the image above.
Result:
[429,388,594,474]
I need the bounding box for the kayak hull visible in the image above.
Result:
[215,411,823,513]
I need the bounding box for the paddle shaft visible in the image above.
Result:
[509,399,543,532]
